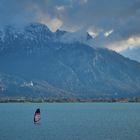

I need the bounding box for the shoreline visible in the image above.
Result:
[0,97,140,103]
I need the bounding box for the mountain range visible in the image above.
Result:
[0,23,140,99]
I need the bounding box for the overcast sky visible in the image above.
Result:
[0,0,140,62]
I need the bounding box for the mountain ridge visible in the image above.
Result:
[0,23,140,98]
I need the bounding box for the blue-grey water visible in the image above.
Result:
[0,103,140,140]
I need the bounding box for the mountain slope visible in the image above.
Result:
[0,23,140,98]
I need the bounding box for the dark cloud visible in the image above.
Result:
[42,0,140,49]
[0,0,50,27]
[0,0,140,33]
[0,0,35,27]
[57,0,140,38]
[0,0,140,61]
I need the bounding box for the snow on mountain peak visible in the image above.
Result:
[25,23,51,32]
[57,28,94,45]
[0,23,95,49]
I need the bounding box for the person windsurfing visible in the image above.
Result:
[34,108,41,124]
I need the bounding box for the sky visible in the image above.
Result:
[0,0,140,62]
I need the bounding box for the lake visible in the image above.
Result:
[0,103,140,140]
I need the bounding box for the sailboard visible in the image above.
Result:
[34,108,41,124]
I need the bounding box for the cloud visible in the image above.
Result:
[1,0,140,36]
[104,29,114,37]
[106,37,140,52]
[0,0,36,27]
[49,0,140,58]
[42,17,63,32]
[56,5,65,11]
[0,0,140,61]
[120,46,140,62]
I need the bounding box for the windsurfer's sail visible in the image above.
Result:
[34,108,41,123]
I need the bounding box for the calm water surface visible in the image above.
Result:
[0,103,140,140]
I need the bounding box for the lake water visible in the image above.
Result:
[0,103,140,140]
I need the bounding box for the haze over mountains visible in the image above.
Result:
[0,23,140,98]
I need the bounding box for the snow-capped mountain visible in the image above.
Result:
[56,28,93,44]
[0,23,140,98]
[0,23,94,49]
